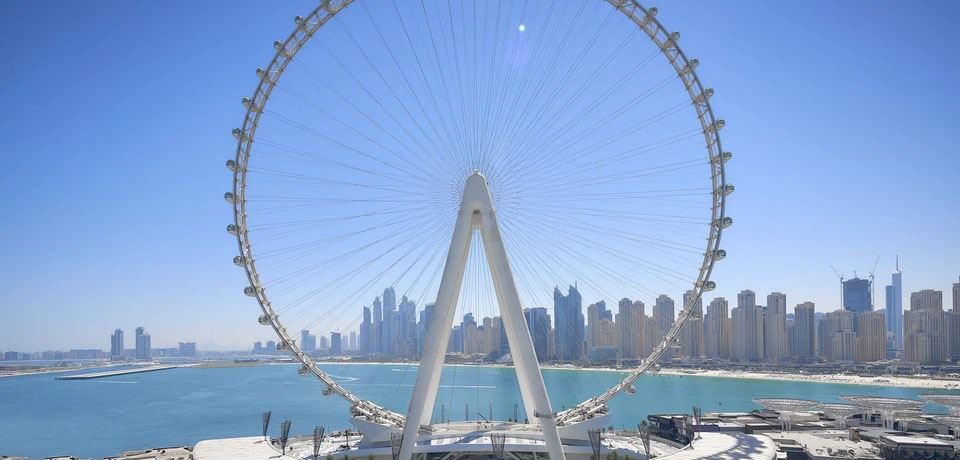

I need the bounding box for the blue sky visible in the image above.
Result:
[1,1,957,352]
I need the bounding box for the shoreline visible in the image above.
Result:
[655,368,960,390]
[7,358,958,390]
[307,361,960,390]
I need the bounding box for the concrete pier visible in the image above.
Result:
[56,365,177,380]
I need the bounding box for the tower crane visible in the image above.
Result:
[830,265,844,310]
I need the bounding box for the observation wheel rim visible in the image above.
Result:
[227,0,731,429]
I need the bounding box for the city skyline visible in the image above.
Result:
[1,1,959,351]
[4,269,959,354]
[233,279,960,367]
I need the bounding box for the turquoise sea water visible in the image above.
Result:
[0,363,953,458]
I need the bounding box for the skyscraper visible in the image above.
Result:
[705,297,729,359]
[372,296,382,354]
[948,311,960,361]
[462,313,480,355]
[731,294,763,361]
[911,289,944,310]
[135,326,151,361]
[953,277,960,312]
[680,291,704,358]
[418,303,435,358]
[885,260,904,351]
[586,300,615,350]
[110,328,124,361]
[905,289,947,364]
[384,310,400,355]
[481,317,503,355]
[525,307,552,361]
[820,310,854,361]
[361,306,372,354]
[331,332,342,356]
[383,287,397,316]
[382,287,398,355]
[794,302,816,359]
[653,295,675,345]
[951,277,960,361]
[349,330,357,351]
[858,311,885,363]
[399,295,417,357]
[842,278,872,314]
[764,292,788,362]
[587,301,604,350]
[553,285,584,362]
[737,290,756,311]
[301,330,317,353]
[616,298,641,359]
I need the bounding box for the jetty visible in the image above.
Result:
[56,365,178,380]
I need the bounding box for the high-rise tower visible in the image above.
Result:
[843,278,872,314]
[135,326,151,361]
[794,302,816,360]
[110,328,124,361]
[885,259,903,351]
[764,292,788,362]
[553,285,584,362]
[705,297,729,359]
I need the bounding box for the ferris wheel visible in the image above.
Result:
[226,0,730,458]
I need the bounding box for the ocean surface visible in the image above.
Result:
[0,363,954,458]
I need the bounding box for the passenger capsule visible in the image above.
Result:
[276,341,287,350]
[227,224,239,236]
[323,386,333,396]
[258,314,270,325]
[294,15,303,24]
[720,216,733,228]
[242,97,252,108]
[298,365,309,375]
[625,385,637,395]
[722,151,733,162]
[231,128,242,139]
[648,7,658,17]
[233,256,245,267]
[724,184,735,195]
[226,159,236,172]
[671,31,680,42]
[256,68,265,78]
[273,40,284,50]
[689,59,699,69]
[224,192,236,204]
[704,88,715,100]
[244,286,258,297]
[653,364,661,373]
[703,281,717,292]
[714,119,725,130]
[714,249,727,260]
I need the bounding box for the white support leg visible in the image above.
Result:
[477,183,566,460]
[397,172,565,460]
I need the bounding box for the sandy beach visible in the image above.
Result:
[655,368,960,390]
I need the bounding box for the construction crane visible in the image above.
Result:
[868,255,880,307]
[830,265,845,310]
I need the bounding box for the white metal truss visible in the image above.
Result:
[394,172,566,460]
[227,0,731,440]
[227,0,405,429]
[554,0,731,426]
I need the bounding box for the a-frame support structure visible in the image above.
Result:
[396,172,565,460]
